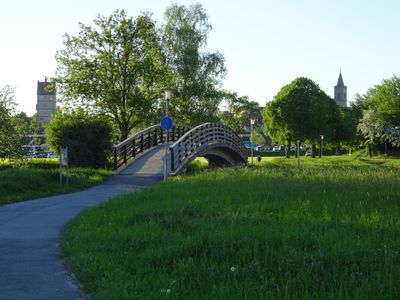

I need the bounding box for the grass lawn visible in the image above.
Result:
[62,156,400,299]
[0,159,112,205]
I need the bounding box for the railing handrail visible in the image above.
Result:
[169,122,247,173]
[113,123,191,173]
[115,123,188,149]
[169,122,214,148]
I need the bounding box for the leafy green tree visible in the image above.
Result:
[12,112,31,136]
[46,111,112,167]
[263,77,339,157]
[55,10,166,141]
[219,91,260,133]
[357,76,400,151]
[0,85,24,162]
[162,3,226,124]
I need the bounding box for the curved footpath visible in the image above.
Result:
[0,146,166,300]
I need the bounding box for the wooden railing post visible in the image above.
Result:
[132,140,136,158]
[154,128,158,146]
[113,146,118,171]
[123,145,127,165]
[172,126,175,142]
[160,128,164,144]
[140,134,144,153]
[170,147,175,172]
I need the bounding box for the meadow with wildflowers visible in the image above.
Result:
[62,156,400,299]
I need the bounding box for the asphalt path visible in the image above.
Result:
[0,146,166,300]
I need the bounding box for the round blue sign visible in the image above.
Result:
[160,116,173,130]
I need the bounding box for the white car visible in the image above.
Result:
[47,152,56,158]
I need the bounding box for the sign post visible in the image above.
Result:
[297,140,300,168]
[160,116,174,181]
[59,146,69,184]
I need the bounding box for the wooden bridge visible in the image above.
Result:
[114,123,247,175]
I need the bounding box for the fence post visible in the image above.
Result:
[123,145,127,165]
[140,134,144,153]
[132,140,136,158]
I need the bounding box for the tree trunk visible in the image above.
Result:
[368,144,373,157]
[384,140,388,156]
[286,139,291,158]
[336,143,341,156]
[295,141,300,158]
[119,124,130,142]
[312,144,316,158]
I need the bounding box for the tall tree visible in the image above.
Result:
[0,85,24,161]
[162,3,226,124]
[55,10,166,141]
[219,91,260,133]
[12,112,32,136]
[263,77,339,157]
[357,76,400,149]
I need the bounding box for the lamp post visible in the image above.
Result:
[320,135,324,158]
[250,119,255,165]
[161,87,174,181]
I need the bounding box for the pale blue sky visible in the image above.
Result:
[1,0,399,115]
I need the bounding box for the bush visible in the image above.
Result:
[46,112,112,168]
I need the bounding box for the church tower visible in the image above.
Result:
[36,77,56,125]
[334,71,347,107]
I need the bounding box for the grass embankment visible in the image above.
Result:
[62,157,400,299]
[0,159,112,205]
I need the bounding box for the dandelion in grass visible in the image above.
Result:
[230,266,237,272]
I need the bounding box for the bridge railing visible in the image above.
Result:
[169,123,247,174]
[113,124,191,172]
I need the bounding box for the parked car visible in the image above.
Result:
[305,150,312,156]
[254,146,263,151]
[243,141,252,149]
[47,152,56,158]
[272,145,282,152]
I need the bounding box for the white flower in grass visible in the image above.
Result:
[161,288,171,294]
[230,266,237,272]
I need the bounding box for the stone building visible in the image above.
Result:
[36,77,56,125]
[334,71,347,107]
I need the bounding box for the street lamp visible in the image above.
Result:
[161,87,175,181]
[250,119,255,165]
[320,135,324,158]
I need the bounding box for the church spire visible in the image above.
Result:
[337,71,345,87]
[334,70,347,107]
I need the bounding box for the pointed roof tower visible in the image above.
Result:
[337,72,345,87]
[334,70,347,107]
